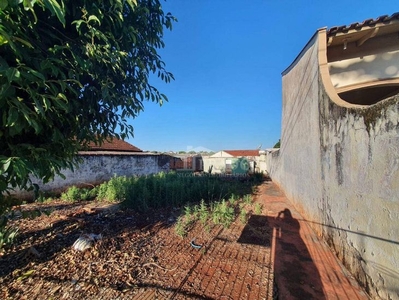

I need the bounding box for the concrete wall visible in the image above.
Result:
[267,29,399,299]
[202,156,227,174]
[203,153,263,174]
[16,153,170,198]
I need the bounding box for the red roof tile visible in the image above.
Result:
[327,12,399,36]
[86,138,142,152]
[224,150,259,157]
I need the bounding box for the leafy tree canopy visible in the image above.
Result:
[0,0,176,195]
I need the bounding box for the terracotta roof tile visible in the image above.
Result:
[224,150,259,157]
[327,12,399,36]
[85,138,142,152]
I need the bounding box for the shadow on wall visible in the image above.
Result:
[238,210,326,299]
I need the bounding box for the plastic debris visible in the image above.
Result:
[190,238,202,249]
[72,233,102,252]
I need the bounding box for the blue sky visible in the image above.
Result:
[127,0,397,152]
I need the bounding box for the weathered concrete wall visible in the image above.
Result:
[274,33,324,222]
[318,92,399,300]
[16,153,170,198]
[267,30,399,299]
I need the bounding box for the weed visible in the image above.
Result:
[60,185,97,202]
[97,175,128,202]
[174,216,186,237]
[228,193,238,205]
[212,199,235,228]
[198,200,209,225]
[61,186,82,202]
[254,203,263,215]
[243,194,252,205]
[239,209,248,224]
[184,205,193,218]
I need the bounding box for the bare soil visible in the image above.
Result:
[0,193,274,299]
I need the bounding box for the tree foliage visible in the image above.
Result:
[0,0,175,196]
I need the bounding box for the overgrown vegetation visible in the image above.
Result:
[173,191,256,237]
[3,171,265,248]
[60,186,97,202]
[94,172,263,212]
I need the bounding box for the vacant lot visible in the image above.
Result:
[0,183,275,299]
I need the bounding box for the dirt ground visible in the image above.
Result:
[0,186,275,299]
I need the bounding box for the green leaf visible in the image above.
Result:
[1,158,11,173]
[17,269,35,281]
[43,0,65,26]
[0,0,7,10]
[12,36,34,48]
[6,107,19,127]
[88,15,101,25]
[5,68,20,82]
[0,35,8,46]
[27,69,45,81]
[125,0,137,10]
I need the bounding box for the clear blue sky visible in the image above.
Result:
[127,0,397,152]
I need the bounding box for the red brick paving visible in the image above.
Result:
[131,181,369,299]
[257,181,369,300]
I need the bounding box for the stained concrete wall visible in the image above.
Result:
[267,30,399,299]
[15,153,170,198]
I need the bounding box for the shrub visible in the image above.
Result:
[0,216,18,251]
[61,186,82,202]
[61,186,95,202]
[97,175,129,202]
[212,199,235,228]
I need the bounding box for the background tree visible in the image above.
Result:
[273,139,281,148]
[0,0,176,200]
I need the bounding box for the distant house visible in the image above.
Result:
[82,138,143,153]
[203,150,260,174]
[169,154,203,172]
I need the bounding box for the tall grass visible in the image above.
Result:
[96,172,258,212]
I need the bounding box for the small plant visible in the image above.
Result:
[239,209,248,224]
[175,216,187,237]
[243,194,252,205]
[198,200,209,225]
[254,203,263,215]
[228,193,238,205]
[184,205,194,220]
[212,199,235,228]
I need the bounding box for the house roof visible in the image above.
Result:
[85,138,142,152]
[327,12,399,36]
[223,150,259,157]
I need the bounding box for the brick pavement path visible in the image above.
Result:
[256,181,369,300]
[130,181,369,300]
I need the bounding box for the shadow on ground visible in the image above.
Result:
[238,210,325,299]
